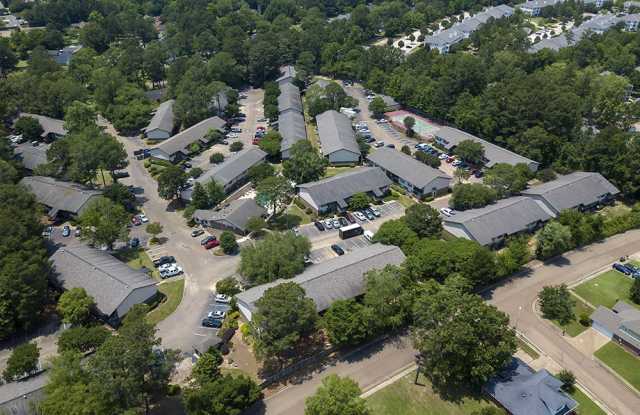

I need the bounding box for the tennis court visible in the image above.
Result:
[386,110,441,138]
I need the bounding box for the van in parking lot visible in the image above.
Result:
[364,230,374,242]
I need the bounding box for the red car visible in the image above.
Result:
[204,239,220,249]
[252,138,261,145]
[257,126,266,131]
[131,216,142,226]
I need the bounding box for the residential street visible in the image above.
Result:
[257,229,640,415]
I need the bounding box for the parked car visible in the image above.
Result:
[74,227,81,237]
[386,144,395,149]
[201,317,222,328]
[138,213,149,223]
[314,221,325,231]
[158,262,177,272]
[131,216,142,226]
[370,206,381,217]
[473,170,484,178]
[364,230,374,242]
[344,212,356,224]
[129,237,140,248]
[201,235,216,245]
[440,207,455,217]
[331,244,345,256]
[191,228,204,237]
[207,310,226,320]
[153,256,176,266]
[364,208,375,220]
[204,239,220,249]
[439,153,448,160]
[160,265,183,279]
[613,263,633,275]
[332,218,341,229]
[354,211,366,221]
[62,225,71,237]
[324,218,333,229]
[215,294,231,303]
[230,127,242,133]
[374,141,384,148]
[338,217,348,227]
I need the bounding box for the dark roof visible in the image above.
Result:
[522,172,619,214]
[193,198,266,233]
[197,148,267,188]
[236,244,406,318]
[297,167,392,208]
[13,142,50,170]
[20,176,102,215]
[278,83,303,114]
[144,99,175,134]
[276,65,297,84]
[17,113,67,138]
[316,110,359,156]
[435,127,538,168]
[366,148,451,190]
[153,116,226,157]
[486,358,578,415]
[591,301,640,351]
[443,196,552,245]
[278,110,308,154]
[50,245,157,317]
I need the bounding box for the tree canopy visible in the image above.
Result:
[240,232,311,284]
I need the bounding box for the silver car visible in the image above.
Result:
[324,218,333,229]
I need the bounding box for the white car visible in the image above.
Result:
[160,265,183,279]
[439,153,448,160]
[370,206,381,217]
[215,294,231,303]
[440,208,455,217]
[139,213,149,223]
[208,310,226,320]
[375,119,388,124]
[158,262,178,271]
[354,211,367,221]
[324,218,333,229]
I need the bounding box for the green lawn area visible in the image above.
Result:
[573,270,639,310]
[594,342,640,392]
[94,169,114,187]
[383,186,417,208]
[550,295,594,337]
[285,204,313,225]
[114,248,160,280]
[570,388,605,415]
[517,338,540,360]
[324,166,355,178]
[366,371,499,415]
[146,279,185,326]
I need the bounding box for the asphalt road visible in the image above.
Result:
[256,230,640,415]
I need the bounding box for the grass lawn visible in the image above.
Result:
[570,388,605,415]
[286,204,313,225]
[594,342,640,392]
[383,186,417,208]
[366,371,499,415]
[146,279,185,326]
[573,270,638,310]
[114,248,160,280]
[517,338,540,360]
[324,166,355,178]
[94,169,114,187]
[550,295,594,337]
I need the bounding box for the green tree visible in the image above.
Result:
[282,141,328,184]
[209,152,224,164]
[412,289,516,390]
[57,325,110,353]
[631,278,640,304]
[0,38,18,75]
[305,375,368,415]
[403,116,416,137]
[220,231,238,254]
[3,342,39,382]
[536,222,573,260]
[230,141,244,152]
[401,145,411,155]
[79,197,129,249]
[454,140,485,165]
[251,282,317,362]
[157,165,188,201]
[191,182,211,209]
[63,101,97,133]
[192,348,223,385]
[461,245,498,287]
[215,277,241,297]
[57,288,95,326]
[146,222,163,244]
[483,163,531,198]
[247,163,275,183]
[348,192,372,211]
[183,374,262,415]
[240,232,310,284]
[14,116,44,141]
[206,180,226,207]
[557,369,575,392]
[189,167,203,178]
[450,183,497,210]
[246,216,267,235]
[369,96,386,119]
[404,204,442,238]
[322,300,372,347]
[539,284,574,325]
[364,266,411,332]
[258,131,282,157]
[0,160,18,184]
[256,175,293,215]
[415,151,441,168]
[372,219,418,253]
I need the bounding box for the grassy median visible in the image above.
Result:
[146,279,185,326]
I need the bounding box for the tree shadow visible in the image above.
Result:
[268,214,302,231]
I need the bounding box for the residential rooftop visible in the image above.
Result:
[144,99,175,135]
[13,142,50,171]
[193,198,266,234]
[278,110,308,154]
[20,176,102,216]
[590,301,640,352]
[153,116,226,157]
[366,147,451,190]
[195,147,267,188]
[316,110,360,157]
[17,113,67,138]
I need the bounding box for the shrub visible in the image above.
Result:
[210,152,225,164]
[579,313,591,327]
[557,369,575,392]
[230,141,244,152]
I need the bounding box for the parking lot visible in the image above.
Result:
[192,292,232,338]
[308,234,373,263]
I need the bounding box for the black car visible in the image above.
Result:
[201,318,222,328]
[314,221,325,231]
[130,237,140,248]
[153,256,176,266]
[331,244,345,256]
[338,217,348,227]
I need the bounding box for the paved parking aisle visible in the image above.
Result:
[308,235,372,264]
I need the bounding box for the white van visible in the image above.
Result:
[364,230,374,242]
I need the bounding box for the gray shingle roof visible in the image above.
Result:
[154,116,226,157]
[236,244,406,317]
[297,167,392,208]
[193,198,266,233]
[276,65,297,84]
[196,148,267,188]
[443,196,552,245]
[521,172,619,214]
[14,142,50,170]
[17,113,67,138]
[425,29,466,47]
[20,176,102,216]
[367,148,451,190]
[316,110,359,157]
[591,301,640,351]
[144,99,175,135]
[50,245,157,317]
[518,0,563,10]
[486,358,578,415]
[278,110,308,153]
[278,83,303,114]
[435,126,538,169]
